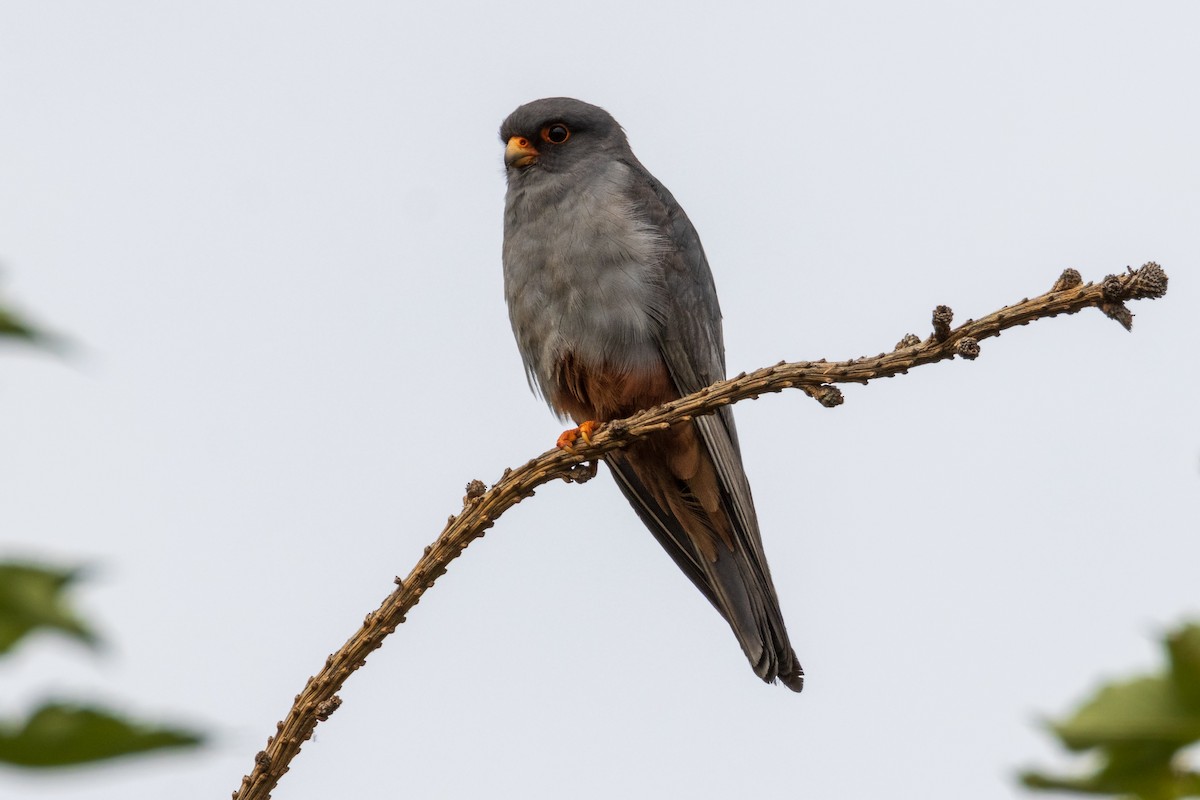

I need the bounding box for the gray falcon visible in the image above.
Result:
[500,97,803,692]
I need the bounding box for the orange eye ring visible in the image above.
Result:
[540,124,571,145]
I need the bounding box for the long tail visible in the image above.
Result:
[606,421,803,691]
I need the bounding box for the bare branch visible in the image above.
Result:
[232,262,1168,800]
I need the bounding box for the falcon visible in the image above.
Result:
[500,97,803,691]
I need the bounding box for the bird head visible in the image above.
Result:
[499,97,627,175]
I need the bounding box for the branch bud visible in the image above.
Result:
[1051,269,1083,292]
[932,305,954,341]
[463,479,486,503]
[956,337,981,360]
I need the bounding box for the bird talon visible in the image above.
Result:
[556,420,599,450]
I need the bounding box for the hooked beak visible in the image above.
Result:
[505,136,539,168]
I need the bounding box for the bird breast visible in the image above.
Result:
[503,161,670,402]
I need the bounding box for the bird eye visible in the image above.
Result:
[540,124,571,144]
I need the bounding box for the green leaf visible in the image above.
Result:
[0,299,67,353]
[1052,675,1200,750]
[0,562,98,655]
[1021,622,1200,799]
[1168,625,1200,710]
[0,702,203,767]
[1021,757,1199,800]
[0,303,46,343]
[1022,748,1200,800]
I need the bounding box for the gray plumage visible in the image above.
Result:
[500,97,803,691]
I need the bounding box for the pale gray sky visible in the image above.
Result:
[2,2,1197,798]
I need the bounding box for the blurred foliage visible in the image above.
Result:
[4,287,202,769]
[0,702,202,768]
[0,304,43,344]
[1022,623,1200,800]
[0,561,205,768]
[0,289,53,347]
[0,563,97,655]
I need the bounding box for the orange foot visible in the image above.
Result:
[556,420,599,450]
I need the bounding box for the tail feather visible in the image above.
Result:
[606,426,803,692]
